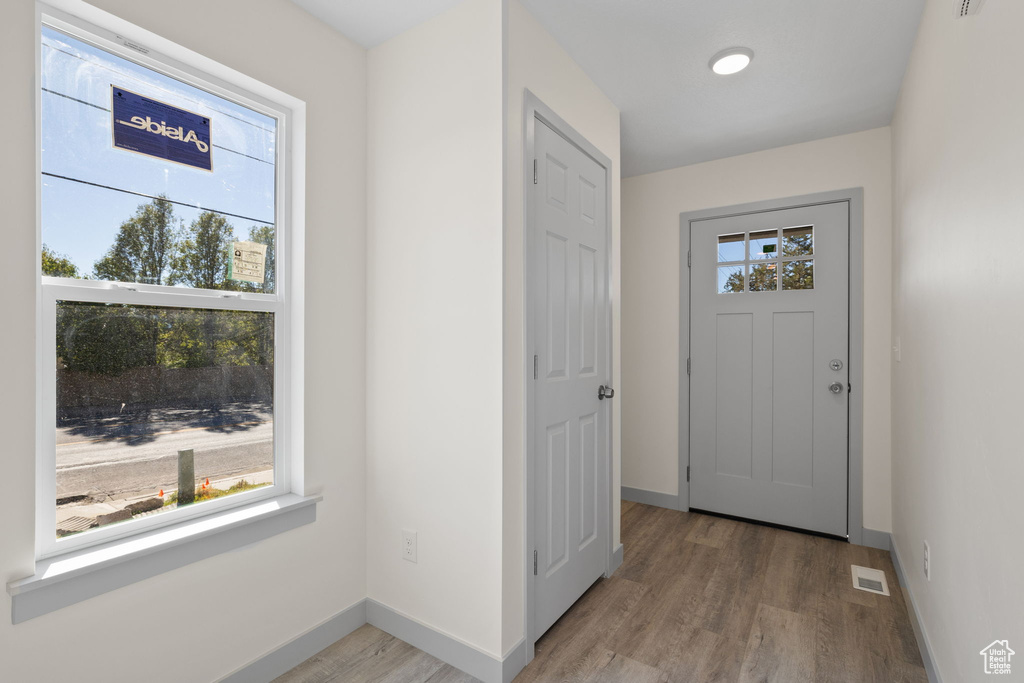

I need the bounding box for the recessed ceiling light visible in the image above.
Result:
[710,47,754,75]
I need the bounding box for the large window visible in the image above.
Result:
[38,15,292,557]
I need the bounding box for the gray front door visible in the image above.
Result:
[689,202,849,536]
[533,119,610,637]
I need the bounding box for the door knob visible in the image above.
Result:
[828,382,844,394]
[598,385,615,400]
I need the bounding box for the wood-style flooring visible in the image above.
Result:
[276,501,927,683]
[272,624,476,683]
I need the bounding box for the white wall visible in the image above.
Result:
[502,0,621,655]
[366,0,506,659]
[621,127,894,533]
[0,0,368,680]
[891,0,1024,679]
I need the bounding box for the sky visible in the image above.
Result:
[40,26,277,281]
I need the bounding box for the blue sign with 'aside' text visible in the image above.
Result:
[111,86,212,171]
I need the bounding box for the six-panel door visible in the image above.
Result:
[533,120,609,637]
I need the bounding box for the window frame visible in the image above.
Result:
[715,224,815,294]
[35,4,301,560]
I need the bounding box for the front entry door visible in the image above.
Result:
[533,119,609,637]
[689,202,849,537]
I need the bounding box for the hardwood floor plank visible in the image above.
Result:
[759,530,832,616]
[618,505,676,583]
[275,505,928,683]
[321,639,424,683]
[692,635,747,683]
[516,642,615,683]
[518,576,648,682]
[421,666,480,683]
[684,513,742,549]
[738,603,817,683]
[692,520,777,643]
[590,652,670,683]
[604,541,720,669]
[272,625,397,683]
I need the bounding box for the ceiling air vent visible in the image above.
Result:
[954,0,986,17]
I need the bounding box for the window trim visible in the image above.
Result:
[715,224,815,293]
[34,1,307,561]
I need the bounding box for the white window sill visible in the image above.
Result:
[7,493,319,624]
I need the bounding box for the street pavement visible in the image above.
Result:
[56,402,273,500]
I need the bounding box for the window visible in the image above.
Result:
[717,227,815,293]
[37,13,295,558]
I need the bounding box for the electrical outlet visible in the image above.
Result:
[402,529,418,563]
[923,541,930,581]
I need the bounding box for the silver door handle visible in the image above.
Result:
[599,385,615,400]
[828,382,844,394]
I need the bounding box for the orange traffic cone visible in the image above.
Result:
[159,489,164,497]
[205,478,210,487]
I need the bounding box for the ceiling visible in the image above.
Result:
[293,0,926,177]
[292,0,465,48]
[521,0,926,176]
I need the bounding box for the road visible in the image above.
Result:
[56,403,273,499]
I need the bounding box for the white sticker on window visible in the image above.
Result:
[229,241,267,284]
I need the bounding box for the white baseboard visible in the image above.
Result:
[890,539,943,683]
[609,543,624,575]
[621,485,679,510]
[367,598,526,683]
[216,597,527,683]
[860,527,892,551]
[217,598,367,683]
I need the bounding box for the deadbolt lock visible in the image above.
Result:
[830,359,844,371]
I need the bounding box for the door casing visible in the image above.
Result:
[524,90,615,660]
[678,189,866,545]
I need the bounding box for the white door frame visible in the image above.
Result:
[523,90,615,659]
[678,189,867,545]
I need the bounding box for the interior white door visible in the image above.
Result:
[689,202,849,536]
[533,119,609,637]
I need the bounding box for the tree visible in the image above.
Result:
[57,302,154,375]
[723,262,777,292]
[724,260,813,292]
[93,197,177,286]
[42,245,80,278]
[246,224,276,294]
[172,211,234,290]
[782,260,814,290]
[168,211,238,367]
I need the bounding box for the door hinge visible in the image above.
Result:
[534,354,539,379]
[686,358,691,375]
[533,159,538,185]
[848,383,852,394]
[533,549,538,575]
[686,465,690,482]
[687,250,691,268]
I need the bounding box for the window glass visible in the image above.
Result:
[718,265,744,293]
[717,233,745,263]
[749,230,778,260]
[55,302,275,538]
[41,26,276,292]
[783,226,813,257]
[714,227,815,293]
[41,23,286,549]
[782,259,814,290]
[749,262,778,292]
